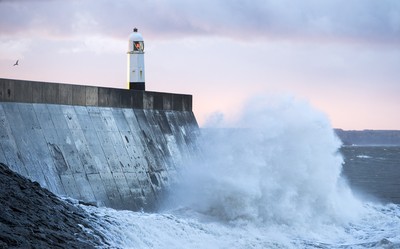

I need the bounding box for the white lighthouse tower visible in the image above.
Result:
[127,28,145,90]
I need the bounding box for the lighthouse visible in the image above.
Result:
[127,28,145,90]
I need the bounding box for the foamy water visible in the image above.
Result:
[356,155,372,159]
[82,95,400,248]
[83,202,400,248]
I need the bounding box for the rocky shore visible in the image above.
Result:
[0,163,107,248]
[335,129,400,145]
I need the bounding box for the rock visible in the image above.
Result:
[0,163,107,248]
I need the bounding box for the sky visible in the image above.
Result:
[0,0,399,130]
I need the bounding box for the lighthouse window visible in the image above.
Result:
[134,41,144,52]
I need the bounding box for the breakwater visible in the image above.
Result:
[0,78,199,211]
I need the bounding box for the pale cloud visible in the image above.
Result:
[0,36,31,60]
[58,35,125,55]
[1,0,399,44]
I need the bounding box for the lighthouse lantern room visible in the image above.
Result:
[127,28,145,90]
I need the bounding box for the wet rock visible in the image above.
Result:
[0,163,107,248]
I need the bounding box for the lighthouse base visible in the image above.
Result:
[129,82,145,91]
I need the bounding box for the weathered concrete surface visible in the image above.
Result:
[0,78,192,111]
[0,78,199,211]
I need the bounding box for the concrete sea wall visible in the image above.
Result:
[0,78,199,210]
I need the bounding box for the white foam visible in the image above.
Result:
[357,155,372,159]
[82,202,400,249]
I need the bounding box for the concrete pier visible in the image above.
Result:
[0,78,199,210]
[0,78,192,111]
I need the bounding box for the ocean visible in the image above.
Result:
[80,97,400,249]
[341,146,400,204]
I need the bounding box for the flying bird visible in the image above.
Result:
[13,60,19,66]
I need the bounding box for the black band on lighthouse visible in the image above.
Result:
[130,82,145,91]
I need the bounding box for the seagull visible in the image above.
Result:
[13,60,19,66]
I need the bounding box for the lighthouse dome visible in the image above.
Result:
[129,28,144,42]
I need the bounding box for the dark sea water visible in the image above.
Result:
[341,146,400,204]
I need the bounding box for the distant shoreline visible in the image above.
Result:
[335,129,400,146]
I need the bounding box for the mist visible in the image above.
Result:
[168,95,363,228]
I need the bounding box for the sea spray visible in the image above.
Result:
[169,95,363,226]
[80,94,400,248]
